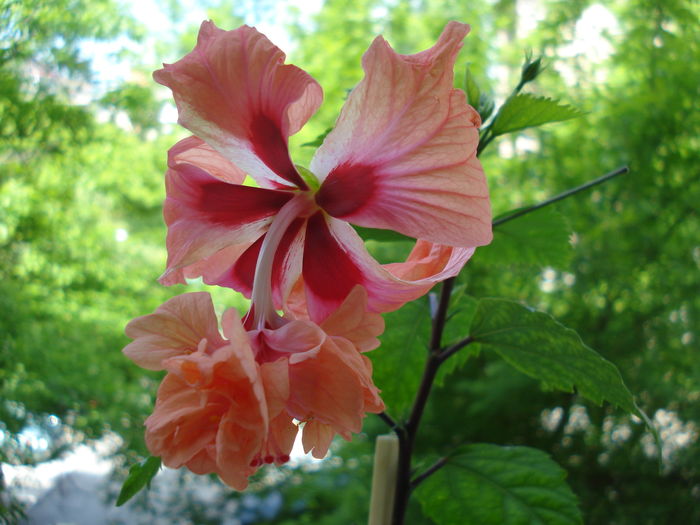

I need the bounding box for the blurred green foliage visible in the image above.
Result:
[1,0,699,523]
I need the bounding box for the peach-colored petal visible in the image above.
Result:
[185,446,218,476]
[320,285,385,352]
[259,358,290,417]
[259,412,297,466]
[123,292,225,370]
[333,338,385,414]
[154,22,323,189]
[302,420,336,459]
[312,22,491,247]
[142,326,274,490]
[287,339,366,434]
[215,408,261,490]
[145,375,224,467]
[262,320,326,358]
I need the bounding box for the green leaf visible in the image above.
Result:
[464,64,481,106]
[436,293,479,386]
[416,444,582,525]
[470,298,638,414]
[116,456,161,506]
[295,164,320,191]
[479,207,572,269]
[491,94,583,136]
[371,298,430,416]
[301,126,332,147]
[464,64,495,122]
[478,93,496,122]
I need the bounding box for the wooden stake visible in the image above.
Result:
[368,433,399,525]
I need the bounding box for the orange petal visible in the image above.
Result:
[123,292,225,370]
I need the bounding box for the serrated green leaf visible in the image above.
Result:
[371,298,430,416]
[491,94,582,136]
[435,294,479,386]
[479,207,572,269]
[417,444,582,525]
[116,456,161,506]
[470,298,638,414]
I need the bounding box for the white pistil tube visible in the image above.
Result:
[250,193,313,329]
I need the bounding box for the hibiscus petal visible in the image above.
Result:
[154,22,323,189]
[263,320,326,359]
[287,339,365,434]
[312,21,491,247]
[302,212,365,322]
[166,241,258,289]
[320,285,385,352]
[262,413,297,465]
[301,214,474,320]
[216,409,261,490]
[123,292,225,370]
[211,217,306,304]
[259,358,290,417]
[145,375,224,467]
[160,137,294,284]
[302,420,336,459]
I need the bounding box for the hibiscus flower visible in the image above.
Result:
[154,20,492,324]
[123,287,385,488]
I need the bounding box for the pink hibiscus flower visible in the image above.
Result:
[123,287,385,488]
[154,20,492,324]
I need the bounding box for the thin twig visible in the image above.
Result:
[493,165,629,227]
[410,456,449,490]
[377,411,400,432]
[438,336,475,363]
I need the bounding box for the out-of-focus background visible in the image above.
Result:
[1,0,698,523]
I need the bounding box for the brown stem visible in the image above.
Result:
[391,278,455,524]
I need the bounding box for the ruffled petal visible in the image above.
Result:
[123,292,225,370]
[154,22,323,189]
[301,213,474,321]
[320,285,385,352]
[263,320,326,359]
[160,137,293,285]
[286,338,366,434]
[144,375,225,467]
[329,337,384,414]
[312,22,491,247]
[216,408,262,490]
